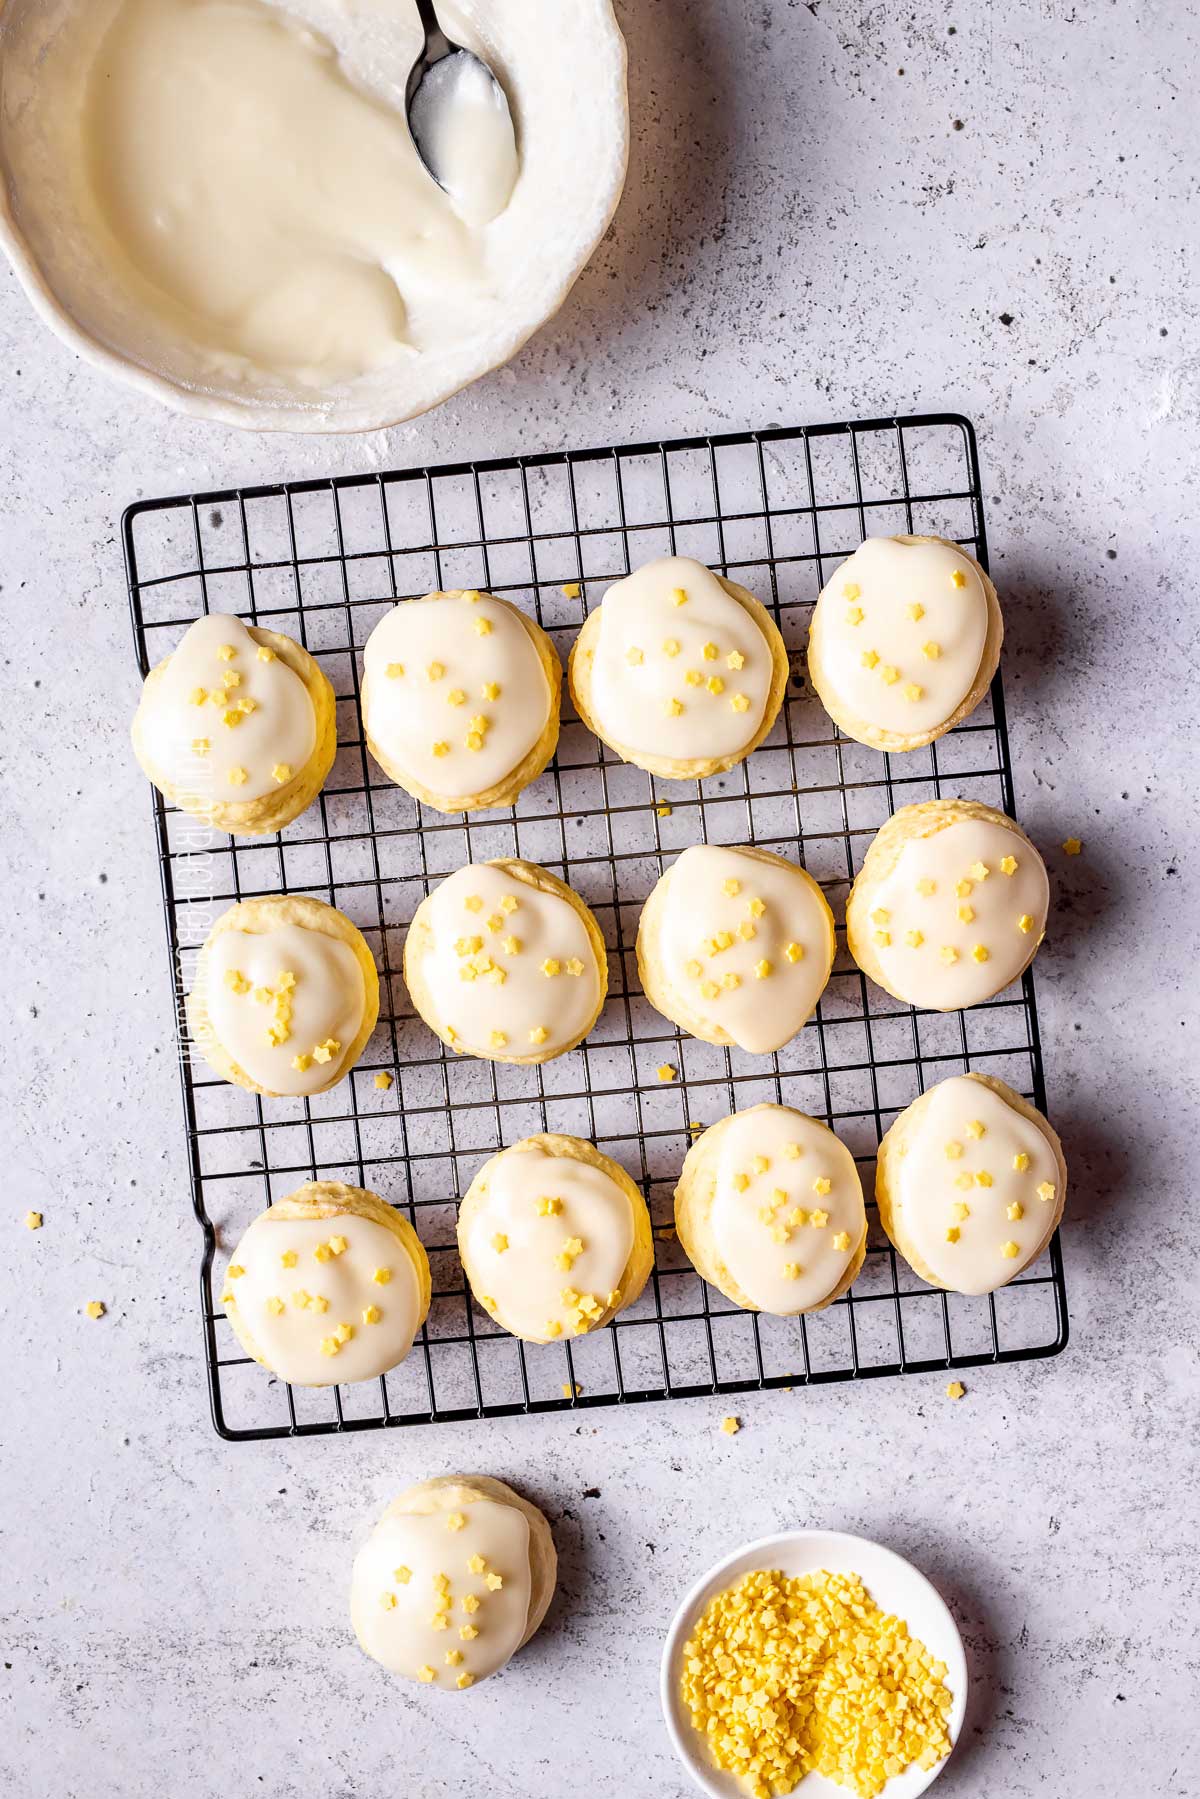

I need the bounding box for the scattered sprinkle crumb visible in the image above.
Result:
[561,1381,582,1399]
[945,1380,965,1400]
[85,1300,106,1320]
[656,803,672,818]
[657,1063,677,1082]
[1062,837,1082,856]
[373,1072,394,1091]
[561,582,581,598]
[721,1415,741,1436]
[24,1211,43,1230]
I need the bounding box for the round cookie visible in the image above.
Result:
[875,1073,1067,1295]
[132,612,337,834]
[807,535,1003,751]
[457,1134,653,1342]
[404,860,607,1063]
[846,799,1049,1011]
[361,589,562,813]
[636,844,835,1054]
[567,555,788,779]
[351,1475,557,1692]
[220,1182,430,1384]
[187,894,380,1097]
[675,1105,867,1314]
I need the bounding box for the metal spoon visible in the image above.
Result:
[405,0,517,225]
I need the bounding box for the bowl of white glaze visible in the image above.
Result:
[661,1529,969,1799]
[0,0,628,432]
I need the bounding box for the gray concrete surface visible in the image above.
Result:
[2,2,1198,1795]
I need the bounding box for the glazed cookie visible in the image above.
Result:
[636,844,835,1054]
[846,799,1049,1011]
[675,1105,867,1314]
[132,612,337,834]
[187,894,379,1096]
[220,1183,430,1384]
[404,860,607,1063]
[807,536,1002,751]
[351,1475,557,1692]
[361,589,562,813]
[875,1073,1067,1295]
[568,555,788,779]
[457,1134,653,1342]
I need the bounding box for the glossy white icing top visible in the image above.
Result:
[816,538,988,734]
[656,845,832,1052]
[588,557,773,761]
[207,922,366,1094]
[415,864,602,1058]
[139,614,316,803]
[860,818,1049,1008]
[710,1107,865,1313]
[893,1076,1060,1294]
[221,1208,422,1384]
[461,1144,635,1339]
[363,593,550,799]
[352,1497,532,1689]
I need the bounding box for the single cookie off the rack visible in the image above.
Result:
[361,589,562,813]
[131,612,337,834]
[220,1182,430,1385]
[568,555,788,778]
[846,798,1049,1011]
[674,1105,867,1314]
[403,859,607,1063]
[806,535,1002,751]
[187,893,379,1096]
[636,844,835,1053]
[351,1476,556,1691]
[457,1134,653,1342]
[875,1073,1067,1294]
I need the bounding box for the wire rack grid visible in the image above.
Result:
[123,411,1068,1442]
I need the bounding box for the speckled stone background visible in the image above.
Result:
[3,2,1198,1795]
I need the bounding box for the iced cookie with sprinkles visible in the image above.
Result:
[636,844,835,1054]
[846,799,1049,1011]
[674,1105,867,1314]
[457,1134,653,1342]
[361,590,562,813]
[875,1073,1067,1294]
[807,535,1002,751]
[221,1183,430,1385]
[567,555,788,779]
[187,894,379,1097]
[404,860,607,1064]
[132,612,337,835]
[351,1475,557,1691]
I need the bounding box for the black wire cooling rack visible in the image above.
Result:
[124,413,1068,1441]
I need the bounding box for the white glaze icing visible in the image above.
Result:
[82,0,507,387]
[413,51,519,227]
[363,594,550,799]
[222,1209,422,1384]
[654,845,832,1053]
[139,614,316,803]
[352,1497,532,1689]
[710,1108,865,1313]
[461,1144,635,1339]
[207,922,366,1095]
[414,865,602,1058]
[858,818,1049,1009]
[892,1076,1060,1294]
[587,557,773,763]
[816,538,988,736]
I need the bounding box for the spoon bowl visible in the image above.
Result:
[406,0,518,225]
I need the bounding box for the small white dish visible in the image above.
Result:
[661,1528,968,1799]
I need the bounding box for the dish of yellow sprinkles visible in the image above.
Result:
[680,1567,952,1798]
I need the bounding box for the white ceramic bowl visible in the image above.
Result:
[661,1528,968,1799]
[0,0,628,432]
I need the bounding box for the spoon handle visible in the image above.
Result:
[414,0,455,62]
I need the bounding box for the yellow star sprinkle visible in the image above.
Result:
[85,1300,106,1320]
[461,1593,481,1614]
[265,1296,285,1316]
[971,944,990,963]
[226,1265,246,1280]
[657,1064,677,1082]
[939,946,958,965]
[945,1226,960,1243]
[528,1025,549,1045]
[783,1261,801,1279]
[970,861,990,881]
[860,648,879,669]
[373,1267,392,1285]
[965,1119,986,1140]
[880,665,900,685]
[485,1572,503,1591]
[874,930,891,946]
[426,661,445,681]
[752,1156,770,1175]
[730,692,750,712]
[726,649,745,670]
[952,1201,971,1223]
[922,640,942,660]
[950,568,967,589]
[541,958,561,978]
[291,1054,311,1072]
[473,617,492,636]
[626,646,644,665]
[463,895,483,912]
[976,1170,994,1188]
[845,606,863,626]
[562,582,581,599]
[907,602,925,621]
[706,674,726,695]
[946,1380,965,1399]
[269,763,292,786]
[488,1031,507,1050]
[917,877,936,895]
[1000,1241,1020,1259]
[904,683,923,702]
[842,582,861,601]
[721,1416,740,1436]
[431,740,450,758]
[217,643,236,661]
[417,1665,435,1684]
[955,1173,974,1191]
[537,1196,563,1217]
[374,1072,394,1091]
[446,688,467,707]
[191,738,210,756]
[543,1319,562,1338]
[1062,837,1082,856]
[944,1141,963,1160]
[445,1649,463,1667]
[731,1173,750,1193]
[446,1513,466,1532]
[189,687,208,705]
[754,958,772,979]
[456,1673,474,1690]
[393,1566,411,1584]
[700,979,720,999]
[782,1143,802,1161]
[1007,1201,1024,1222]
[221,670,241,690]
[785,941,804,963]
[957,903,975,923]
[1018,913,1035,934]
[362,1304,381,1325]
[747,897,766,919]
[663,697,684,717]
[386,661,405,678]
[812,1176,832,1196]
[1037,1181,1056,1203]
[1000,855,1018,876]
[498,895,518,914]
[1013,1152,1030,1172]
[871,908,890,925]
[459,1624,478,1642]
[227,766,248,786]
[662,638,680,658]
[684,669,702,687]
[671,586,688,606]
[833,1231,851,1252]
[466,732,484,751]
[905,929,924,948]
[319,1337,340,1357]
